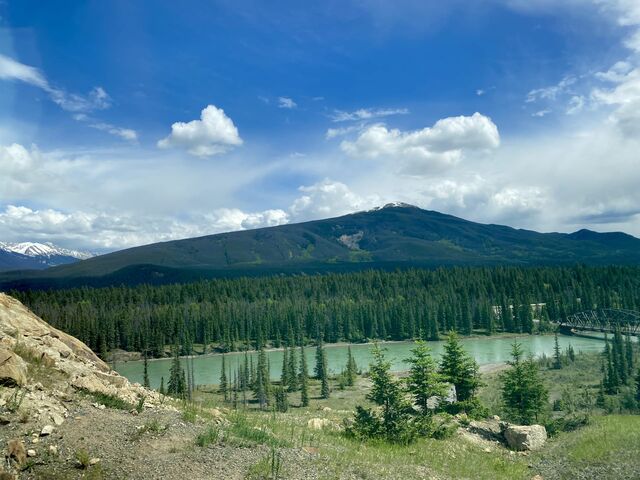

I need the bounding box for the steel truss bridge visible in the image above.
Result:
[558,309,640,336]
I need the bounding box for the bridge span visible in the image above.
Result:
[557,308,640,336]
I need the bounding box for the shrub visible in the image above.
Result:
[196,425,222,447]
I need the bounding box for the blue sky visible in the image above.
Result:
[1,0,640,250]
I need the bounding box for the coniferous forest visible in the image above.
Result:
[11,265,640,358]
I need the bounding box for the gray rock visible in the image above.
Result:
[503,424,547,451]
[40,424,54,436]
[0,348,28,386]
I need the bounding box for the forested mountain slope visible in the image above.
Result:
[2,204,640,289]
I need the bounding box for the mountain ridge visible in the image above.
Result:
[0,241,95,272]
[1,204,639,289]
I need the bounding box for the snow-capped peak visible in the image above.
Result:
[0,242,94,260]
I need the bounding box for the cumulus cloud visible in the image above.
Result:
[158,105,243,157]
[330,107,409,122]
[340,112,499,173]
[289,179,379,221]
[278,97,297,109]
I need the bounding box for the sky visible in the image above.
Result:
[1,0,640,251]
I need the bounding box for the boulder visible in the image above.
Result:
[503,424,547,451]
[0,348,27,387]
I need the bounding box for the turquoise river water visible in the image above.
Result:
[115,333,608,389]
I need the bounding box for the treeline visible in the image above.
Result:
[11,265,640,358]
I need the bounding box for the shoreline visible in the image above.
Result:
[111,331,561,364]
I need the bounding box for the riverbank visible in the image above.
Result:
[110,331,561,364]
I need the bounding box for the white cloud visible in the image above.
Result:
[330,107,409,122]
[340,112,499,173]
[532,109,551,117]
[278,97,297,109]
[289,179,378,221]
[566,96,585,115]
[157,105,243,157]
[0,53,49,89]
[89,123,138,141]
[526,75,576,103]
[476,89,485,96]
[326,124,362,139]
[0,54,111,113]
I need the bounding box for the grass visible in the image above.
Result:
[245,448,283,480]
[182,349,639,479]
[195,424,222,447]
[532,415,640,479]
[131,418,167,440]
[80,390,134,411]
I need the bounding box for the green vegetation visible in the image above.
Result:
[80,390,133,411]
[500,342,549,425]
[13,265,640,357]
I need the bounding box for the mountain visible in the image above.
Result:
[2,203,640,289]
[0,242,94,272]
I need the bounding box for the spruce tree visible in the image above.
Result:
[367,344,412,441]
[287,347,298,392]
[552,333,562,369]
[142,349,150,388]
[299,345,309,407]
[167,347,186,398]
[315,337,330,399]
[275,385,289,412]
[159,376,165,395]
[500,342,548,424]
[254,347,271,409]
[280,347,290,390]
[439,331,481,402]
[219,354,228,401]
[405,341,446,413]
[346,345,357,387]
[636,367,640,403]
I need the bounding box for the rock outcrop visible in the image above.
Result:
[0,293,161,418]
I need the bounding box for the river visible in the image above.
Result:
[114,333,608,389]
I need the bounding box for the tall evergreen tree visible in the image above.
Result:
[219,354,228,401]
[280,347,290,390]
[315,337,330,399]
[345,345,358,387]
[142,349,150,388]
[253,347,271,409]
[159,376,165,396]
[367,344,412,441]
[500,342,548,424]
[405,341,446,414]
[439,331,481,402]
[299,345,309,407]
[552,333,562,370]
[287,347,298,392]
[167,347,186,398]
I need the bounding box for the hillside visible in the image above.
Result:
[2,204,640,289]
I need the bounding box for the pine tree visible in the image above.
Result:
[346,345,357,387]
[253,347,271,409]
[219,354,228,401]
[315,337,330,399]
[280,347,290,390]
[552,333,562,370]
[500,342,548,425]
[405,341,446,413]
[439,331,481,402]
[275,385,289,412]
[167,347,186,398]
[287,347,298,392]
[159,376,165,395]
[299,345,309,407]
[366,344,412,441]
[142,349,150,388]
[635,367,640,403]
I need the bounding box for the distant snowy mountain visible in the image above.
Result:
[0,242,95,271]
